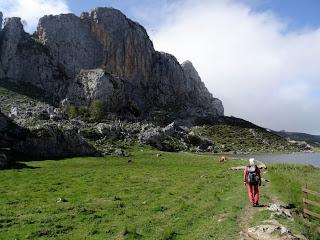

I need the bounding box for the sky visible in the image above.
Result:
[0,0,320,134]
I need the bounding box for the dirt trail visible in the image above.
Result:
[239,203,256,240]
[238,170,278,240]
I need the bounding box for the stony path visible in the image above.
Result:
[239,203,256,240]
[238,169,308,240]
[238,168,275,240]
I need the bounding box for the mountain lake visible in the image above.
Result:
[238,152,320,167]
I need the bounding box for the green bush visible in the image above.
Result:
[89,100,106,122]
[65,105,78,119]
[78,106,90,118]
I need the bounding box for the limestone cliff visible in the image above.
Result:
[0,8,223,120]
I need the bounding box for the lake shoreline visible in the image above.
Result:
[233,152,320,168]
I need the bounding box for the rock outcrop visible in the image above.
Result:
[15,123,98,159]
[0,8,223,121]
[0,110,97,165]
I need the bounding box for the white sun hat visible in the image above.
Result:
[249,158,255,166]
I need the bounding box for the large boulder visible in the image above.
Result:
[138,126,164,148]
[96,122,123,139]
[15,123,98,159]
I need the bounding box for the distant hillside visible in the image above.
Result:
[192,118,310,153]
[274,131,320,147]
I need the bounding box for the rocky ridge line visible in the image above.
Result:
[0,7,223,121]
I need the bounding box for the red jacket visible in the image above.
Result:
[244,165,261,184]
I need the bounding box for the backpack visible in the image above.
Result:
[247,165,260,185]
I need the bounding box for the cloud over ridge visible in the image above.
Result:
[151,0,320,134]
[0,0,70,32]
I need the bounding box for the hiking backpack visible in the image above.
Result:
[247,165,260,185]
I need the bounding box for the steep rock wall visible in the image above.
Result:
[0,8,224,119]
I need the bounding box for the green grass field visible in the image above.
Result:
[0,148,319,239]
[266,164,320,240]
[0,148,249,240]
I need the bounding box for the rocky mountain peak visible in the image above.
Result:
[182,60,201,83]
[3,17,24,34]
[0,7,224,122]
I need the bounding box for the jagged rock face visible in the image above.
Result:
[182,61,224,116]
[88,8,154,83]
[0,17,25,80]
[67,69,142,115]
[37,13,103,79]
[0,17,66,99]
[0,8,224,119]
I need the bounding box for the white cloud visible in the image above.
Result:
[0,0,70,32]
[151,0,320,134]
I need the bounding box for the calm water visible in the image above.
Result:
[237,152,320,168]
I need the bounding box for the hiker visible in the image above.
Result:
[244,158,261,207]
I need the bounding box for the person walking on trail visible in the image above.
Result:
[244,158,261,207]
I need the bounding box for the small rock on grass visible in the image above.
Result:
[56,197,68,203]
[114,149,126,157]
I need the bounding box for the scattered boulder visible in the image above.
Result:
[207,145,214,152]
[102,149,113,156]
[9,106,19,119]
[268,204,293,219]
[114,149,126,157]
[96,123,123,139]
[162,122,179,136]
[138,126,164,148]
[247,219,307,240]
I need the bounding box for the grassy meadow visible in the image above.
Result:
[0,148,248,240]
[1,148,319,239]
[266,164,320,239]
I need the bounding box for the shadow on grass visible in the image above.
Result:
[8,162,40,170]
